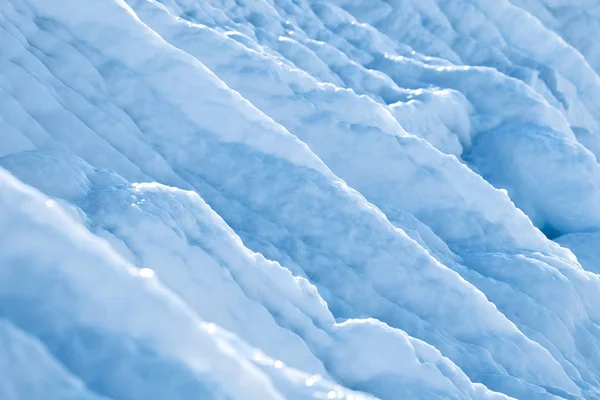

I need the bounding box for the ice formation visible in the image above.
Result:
[2,0,600,399]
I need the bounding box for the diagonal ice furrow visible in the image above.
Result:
[508,0,600,76]
[0,150,512,399]
[0,168,286,400]
[0,3,576,391]
[0,0,582,398]
[0,0,516,396]
[157,0,600,242]
[1,166,391,400]
[0,0,193,186]
[124,1,600,398]
[2,0,600,399]
[334,0,600,154]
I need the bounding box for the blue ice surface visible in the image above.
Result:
[2,0,600,399]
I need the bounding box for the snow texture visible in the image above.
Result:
[1,0,600,399]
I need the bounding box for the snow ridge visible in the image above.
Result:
[2,0,600,399]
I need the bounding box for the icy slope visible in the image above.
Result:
[142,0,600,238]
[2,0,600,399]
[0,167,388,400]
[1,152,511,400]
[126,1,600,396]
[509,0,600,74]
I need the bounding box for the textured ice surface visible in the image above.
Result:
[2,0,600,399]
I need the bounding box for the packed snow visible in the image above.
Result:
[2,0,600,399]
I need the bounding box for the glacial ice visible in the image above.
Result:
[2,0,600,399]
